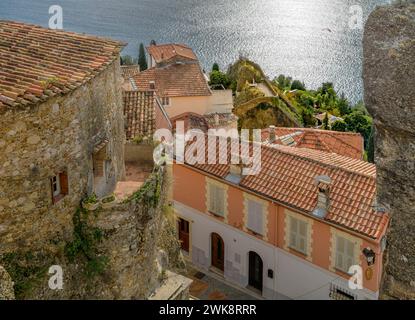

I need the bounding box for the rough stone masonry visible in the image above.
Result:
[363,1,415,299]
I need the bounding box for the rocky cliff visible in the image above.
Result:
[363,1,415,299]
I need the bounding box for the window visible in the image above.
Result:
[289,216,308,255]
[51,175,61,197]
[208,184,225,217]
[50,171,68,204]
[161,97,170,107]
[247,199,264,235]
[93,159,104,177]
[335,236,355,273]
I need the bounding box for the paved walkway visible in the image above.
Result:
[182,262,259,300]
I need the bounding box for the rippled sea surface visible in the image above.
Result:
[0,0,390,103]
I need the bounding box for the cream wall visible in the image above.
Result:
[166,96,211,118]
[165,91,234,118]
[208,90,234,113]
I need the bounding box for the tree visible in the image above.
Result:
[344,110,373,147]
[322,113,330,130]
[274,74,292,90]
[209,70,231,89]
[301,108,316,127]
[338,93,351,116]
[331,120,347,132]
[138,43,148,71]
[120,55,136,66]
[212,62,220,72]
[291,80,306,91]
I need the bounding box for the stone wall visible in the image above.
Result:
[0,60,125,253]
[0,265,14,300]
[0,161,187,299]
[363,1,415,299]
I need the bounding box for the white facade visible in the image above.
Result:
[174,200,379,300]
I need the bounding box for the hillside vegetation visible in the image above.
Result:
[210,58,374,161]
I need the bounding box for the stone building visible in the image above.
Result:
[0,21,190,299]
[0,21,126,251]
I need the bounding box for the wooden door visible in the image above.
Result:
[248,251,263,292]
[211,233,224,271]
[178,218,189,252]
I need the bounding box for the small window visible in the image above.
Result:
[289,216,308,255]
[50,171,68,204]
[93,159,104,177]
[208,184,225,217]
[161,97,170,107]
[247,199,264,235]
[335,236,355,273]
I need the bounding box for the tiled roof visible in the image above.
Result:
[147,43,197,64]
[132,62,211,97]
[123,90,156,139]
[0,21,124,111]
[171,112,238,132]
[181,134,388,239]
[121,65,140,79]
[262,127,364,160]
[171,112,209,132]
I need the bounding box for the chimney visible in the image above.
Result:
[268,125,276,143]
[313,175,331,218]
[149,81,155,90]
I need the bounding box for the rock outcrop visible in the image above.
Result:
[363,1,415,299]
[0,265,14,300]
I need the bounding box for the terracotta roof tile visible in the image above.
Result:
[262,127,364,159]
[181,134,388,239]
[147,43,197,64]
[0,21,124,111]
[171,112,238,132]
[121,65,140,79]
[132,62,211,97]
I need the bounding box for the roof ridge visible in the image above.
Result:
[324,130,363,153]
[273,126,362,136]
[262,143,375,179]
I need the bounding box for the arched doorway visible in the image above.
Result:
[248,251,263,292]
[211,233,224,272]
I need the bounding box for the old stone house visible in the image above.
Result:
[0,21,191,300]
[0,21,126,250]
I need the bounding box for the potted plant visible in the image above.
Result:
[101,194,116,209]
[82,193,99,211]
